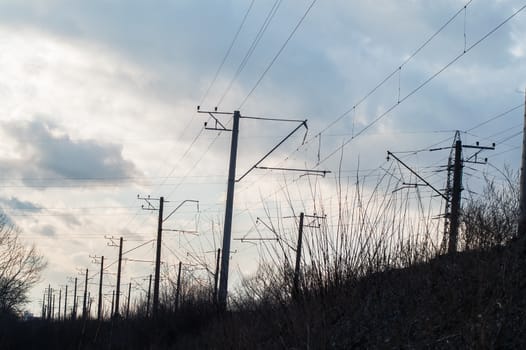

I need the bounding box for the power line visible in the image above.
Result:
[199,0,256,106]
[301,0,475,148]
[217,0,283,107]
[238,0,318,109]
[315,4,526,167]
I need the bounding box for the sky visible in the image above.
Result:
[0,0,525,316]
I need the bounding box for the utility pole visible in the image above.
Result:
[138,196,198,316]
[41,292,45,319]
[115,237,123,317]
[87,292,92,318]
[518,89,526,237]
[293,213,305,298]
[72,277,77,320]
[110,290,115,317]
[218,110,240,310]
[213,248,220,304]
[98,256,104,321]
[52,292,55,321]
[448,140,463,254]
[47,285,52,320]
[290,212,325,298]
[126,282,132,319]
[82,268,88,319]
[58,289,62,321]
[64,285,68,320]
[175,261,182,311]
[388,131,493,255]
[197,107,324,309]
[153,196,164,317]
[146,274,152,318]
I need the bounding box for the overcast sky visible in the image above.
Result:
[0,0,525,315]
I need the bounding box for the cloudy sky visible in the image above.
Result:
[0,0,525,315]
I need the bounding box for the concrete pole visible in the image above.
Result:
[175,261,182,311]
[448,140,462,254]
[97,256,104,320]
[218,110,240,310]
[293,212,305,298]
[82,268,88,319]
[518,89,526,237]
[115,237,123,317]
[153,197,164,317]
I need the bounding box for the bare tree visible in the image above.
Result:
[0,213,46,315]
[461,169,519,250]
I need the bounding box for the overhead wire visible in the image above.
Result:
[199,0,256,106]
[315,4,526,168]
[217,0,283,107]
[238,0,318,109]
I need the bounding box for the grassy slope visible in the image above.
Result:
[1,242,525,349]
[177,242,526,349]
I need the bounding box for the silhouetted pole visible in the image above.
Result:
[175,261,182,311]
[153,197,164,317]
[213,248,221,304]
[293,212,305,298]
[52,292,55,320]
[146,274,152,318]
[110,290,115,317]
[64,285,68,320]
[126,282,131,319]
[41,292,46,318]
[47,284,52,320]
[448,140,462,254]
[97,256,104,320]
[115,237,123,317]
[72,277,77,319]
[518,89,526,237]
[58,289,62,321]
[82,268,88,319]
[218,110,240,310]
[87,292,92,318]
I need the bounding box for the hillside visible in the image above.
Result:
[2,240,525,349]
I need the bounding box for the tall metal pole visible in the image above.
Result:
[293,212,305,298]
[47,285,52,320]
[175,261,182,311]
[213,248,220,304]
[126,282,132,319]
[58,289,62,321]
[518,89,526,237]
[146,274,152,318]
[52,292,55,321]
[72,277,77,319]
[41,292,46,319]
[97,256,104,321]
[153,197,164,317]
[218,110,240,310]
[82,268,88,319]
[115,237,123,317]
[448,140,463,254]
[110,290,115,317]
[64,285,68,320]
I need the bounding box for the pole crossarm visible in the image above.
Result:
[234,237,279,242]
[236,120,308,182]
[137,194,161,210]
[197,109,234,131]
[255,166,330,177]
[387,151,448,201]
[163,199,199,223]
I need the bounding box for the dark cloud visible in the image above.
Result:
[2,119,140,186]
[0,197,41,212]
[60,213,81,228]
[39,224,56,237]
